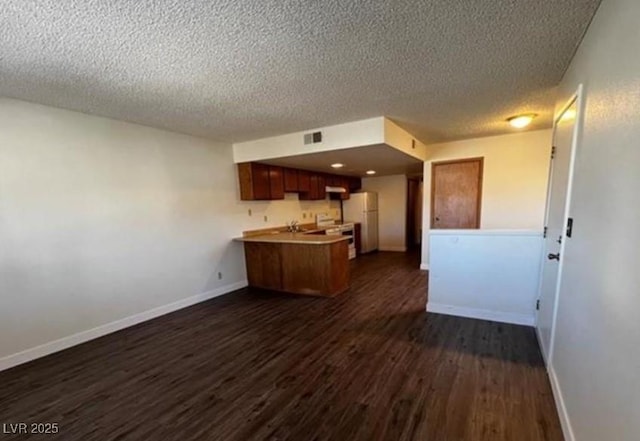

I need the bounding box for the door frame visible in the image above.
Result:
[406,176,423,249]
[430,157,484,229]
[536,84,584,366]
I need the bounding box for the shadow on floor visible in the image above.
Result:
[347,310,545,367]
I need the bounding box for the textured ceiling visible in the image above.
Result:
[0,0,601,144]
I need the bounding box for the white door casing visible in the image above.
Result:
[536,85,584,364]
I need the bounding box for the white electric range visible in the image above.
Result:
[316,214,356,260]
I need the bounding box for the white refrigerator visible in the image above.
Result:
[343,192,378,253]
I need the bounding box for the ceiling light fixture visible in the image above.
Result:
[331,163,344,168]
[561,108,577,122]
[366,170,376,175]
[507,114,537,129]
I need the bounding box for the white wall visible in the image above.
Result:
[238,193,340,231]
[428,230,543,326]
[361,174,407,252]
[233,117,385,162]
[541,0,640,440]
[0,98,338,370]
[384,118,428,161]
[421,129,552,266]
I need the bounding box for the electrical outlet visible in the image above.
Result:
[248,209,252,216]
[264,215,268,222]
[217,272,222,280]
[302,212,307,219]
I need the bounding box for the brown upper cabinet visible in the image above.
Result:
[299,173,329,200]
[328,176,351,200]
[317,174,327,199]
[348,176,362,192]
[300,174,322,200]
[238,162,285,200]
[269,166,285,199]
[238,162,269,200]
[326,175,340,187]
[283,168,299,192]
[339,176,351,200]
[297,170,311,192]
[238,162,362,201]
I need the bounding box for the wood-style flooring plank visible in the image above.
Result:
[0,251,563,441]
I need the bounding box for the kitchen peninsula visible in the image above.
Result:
[235,230,350,297]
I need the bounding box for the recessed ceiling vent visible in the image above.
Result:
[303,131,322,145]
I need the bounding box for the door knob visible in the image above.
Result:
[548,253,560,261]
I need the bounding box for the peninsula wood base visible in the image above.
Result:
[243,240,349,297]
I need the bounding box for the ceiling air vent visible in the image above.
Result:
[303,131,322,145]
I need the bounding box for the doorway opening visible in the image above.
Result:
[406,177,423,251]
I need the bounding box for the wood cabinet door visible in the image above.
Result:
[317,174,326,199]
[348,176,362,192]
[244,243,282,290]
[431,158,483,229]
[326,175,339,186]
[251,163,271,200]
[283,168,299,192]
[268,166,285,199]
[297,170,311,192]
[237,163,254,200]
[339,177,351,200]
[308,174,320,199]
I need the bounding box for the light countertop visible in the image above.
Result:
[234,232,350,245]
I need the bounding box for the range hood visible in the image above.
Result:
[325,186,347,193]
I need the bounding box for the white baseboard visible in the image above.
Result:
[378,246,407,252]
[548,365,576,441]
[426,302,535,326]
[420,263,429,271]
[535,324,549,366]
[535,320,575,441]
[0,280,248,372]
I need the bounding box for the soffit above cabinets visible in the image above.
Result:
[261,144,423,178]
[233,117,425,177]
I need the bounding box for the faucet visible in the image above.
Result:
[286,220,301,233]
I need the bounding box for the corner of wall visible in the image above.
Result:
[383,118,428,161]
[0,281,247,372]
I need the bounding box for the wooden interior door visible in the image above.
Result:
[431,158,483,229]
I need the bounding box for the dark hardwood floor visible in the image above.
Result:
[0,252,563,441]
